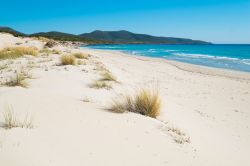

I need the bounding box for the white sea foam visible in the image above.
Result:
[149,49,156,51]
[173,53,241,61]
[242,59,250,62]
[131,51,139,55]
[148,50,157,52]
[242,61,250,65]
[163,50,180,52]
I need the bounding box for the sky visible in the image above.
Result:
[1,0,250,44]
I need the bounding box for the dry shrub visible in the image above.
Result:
[89,80,112,90]
[0,47,38,59]
[109,88,161,118]
[100,71,117,82]
[40,48,61,55]
[37,36,50,42]
[61,54,76,65]
[45,40,58,48]
[77,60,86,65]
[3,105,34,129]
[73,52,89,59]
[4,72,28,88]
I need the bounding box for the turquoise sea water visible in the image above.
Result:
[85,44,250,72]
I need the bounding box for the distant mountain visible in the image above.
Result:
[30,31,103,44]
[0,27,106,44]
[0,27,211,44]
[80,30,212,44]
[0,27,26,37]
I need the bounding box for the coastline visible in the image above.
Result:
[1,33,250,166]
[85,44,250,73]
[80,48,250,82]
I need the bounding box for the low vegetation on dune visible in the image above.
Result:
[94,63,109,72]
[0,46,38,59]
[77,60,86,65]
[2,68,32,88]
[4,72,28,88]
[40,48,61,55]
[89,63,117,89]
[163,123,191,144]
[2,105,33,129]
[45,40,58,48]
[61,54,76,65]
[73,52,89,59]
[93,63,117,82]
[109,88,161,118]
[100,71,117,82]
[89,80,112,90]
[35,36,50,43]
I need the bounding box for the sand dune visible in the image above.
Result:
[0,33,250,166]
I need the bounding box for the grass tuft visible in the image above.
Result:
[77,60,86,65]
[108,88,161,118]
[0,47,38,60]
[3,105,18,129]
[89,80,112,90]
[40,48,61,55]
[2,105,33,129]
[61,54,76,65]
[73,52,89,59]
[37,36,50,42]
[133,89,161,118]
[4,72,28,88]
[109,100,126,113]
[100,71,117,82]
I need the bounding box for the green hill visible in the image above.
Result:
[30,31,103,44]
[80,30,211,44]
[0,27,26,37]
[0,27,211,44]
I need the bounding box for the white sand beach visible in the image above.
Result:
[0,33,250,166]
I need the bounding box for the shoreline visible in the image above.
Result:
[81,48,250,82]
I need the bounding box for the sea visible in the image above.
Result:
[85,44,250,72]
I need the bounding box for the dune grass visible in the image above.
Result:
[4,72,28,88]
[40,48,61,55]
[0,63,8,70]
[37,36,50,42]
[93,63,117,82]
[52,49,61,54]
[94,64,108,72]
[165,125,191,144]
[89,80,112,90]
[45,40,58,48]
[72,52,89,59]
[2,105,33,129]
[109,100,126,113]
[100,71,117,82]
[61,54,76,65]
[3,105,18,129]
[77,60,87,65]
[109,88,161,118]
[0,47,38,60]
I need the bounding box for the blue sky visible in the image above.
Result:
[1,0,250,43]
